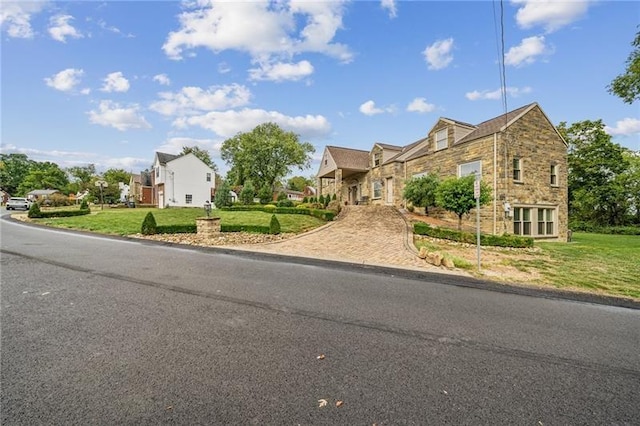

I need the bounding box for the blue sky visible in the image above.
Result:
[1,0,639,178]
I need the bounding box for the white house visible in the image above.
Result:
[152,152,216,208]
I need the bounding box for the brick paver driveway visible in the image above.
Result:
[234,205,432,270]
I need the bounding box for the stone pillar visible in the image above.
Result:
[316,177,322,198]
[335,169,343,202]
[196,217,221,237]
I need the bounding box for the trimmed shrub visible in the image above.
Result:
[318,194,325,205]
[327,200,341,213]
[277,199,294,207]
[240,180,256,205]
[258,185,273,204]
[332,193,337,201]
[28,202,42,218]
[156,224,197,234]
[80,199,89,211]
[277,191,288,201]
[269,214,281,234]
[141,212,157,235]
[568,221,640,235]
[414,222,533,248]
[220,224,271,233]
[302,196,308,203]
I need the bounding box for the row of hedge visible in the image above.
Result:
[414,222,534,248]
[220,205,335,221]
[568,222,640,235]
[28,202,91,219]
[141,212,282,235]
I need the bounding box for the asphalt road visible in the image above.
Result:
[1,212,639,424]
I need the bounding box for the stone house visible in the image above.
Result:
[316,103,568,240]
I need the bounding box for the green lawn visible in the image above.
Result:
[32,207,325,235]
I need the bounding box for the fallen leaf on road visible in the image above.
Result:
[336,400,343,407]
[317,354,325,360]
[442,390,448,395]
[318,399,328,408]
[165,406,173,411]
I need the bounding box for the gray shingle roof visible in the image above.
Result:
[456,103,535,144]
[327,146,370,171]
[156,152,180,165]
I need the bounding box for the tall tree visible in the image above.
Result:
[0,153,35,195]
[435,175,491,230]
[67,164,97,193]
[17,161,69,195]
[403,173,440,214]
[608,28,640,104]
[180,146,218,172]
[287,175,314,192]
[558,120,631,226]
[221,122,314,189]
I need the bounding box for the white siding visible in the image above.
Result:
[161,153,215,208]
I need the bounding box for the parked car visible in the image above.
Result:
[6,197,31,211]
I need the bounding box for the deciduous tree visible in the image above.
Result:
[0,153,35,195]
[609,29,640,104]
[18,161,69,195]
[403,172,440,214]
[435,175,491,230]
[221,122,314,189]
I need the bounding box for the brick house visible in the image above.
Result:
[316,103,568,240]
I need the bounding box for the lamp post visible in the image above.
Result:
[204,200,212,218]
[95,180,108,211]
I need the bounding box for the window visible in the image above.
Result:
[435,129,448,150]
[459,160,481,177]
[550,164,558,186]
[373,181,382,199]
[374,152,382,167]
[156,167,159,177]
[537,208,554,235]
[206,173,211,182]
[513,207,532,235]
[185,194,193,204]
[513,158,522,181]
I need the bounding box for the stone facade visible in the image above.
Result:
[317,103,568,241]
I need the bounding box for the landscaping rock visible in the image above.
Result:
[426,252,443,267]
[418,246,428,259]
[442,257,455,268]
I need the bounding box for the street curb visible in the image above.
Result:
[4,213,639,310]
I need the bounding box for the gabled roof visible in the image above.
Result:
[374,143,403,151]
[326,146,370,171]
[27,189,60,196]
[456,103,535,144]
[155,152,180,165]
[384,137,427,164]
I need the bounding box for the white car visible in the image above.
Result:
[6,197,31,211]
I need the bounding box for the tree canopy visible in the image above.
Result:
[221,122,314,189]
[17,161,69,195]
[287,176,314,192]
[609,29,640,104]
[0,153,35,195]
[403,173,440,214]
[558,120,633,226]
[435,175,491,230]
[181,146,218,172]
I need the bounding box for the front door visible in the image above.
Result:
[350,185,358,204]
[386,177,393,204]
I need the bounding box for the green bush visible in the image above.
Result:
[156,224,197,234]
[240,180,256,205]
[319,194,325,205]
[80,199,89,211]
[269,214,281,234]
[220,224,271,234]
[277,199,294,207]
[332,193,337,201]
[141,212,157,235]
[258,185,273,204]
[219,205,334,221]
[277,191,287,201]
[569,221,640,235]
[327,200,341,213]
[414,222,533,248]
[28,202,42,218]
[302,196,308,203]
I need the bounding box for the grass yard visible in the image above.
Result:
[32,207,325,235]
[415,232,640,300]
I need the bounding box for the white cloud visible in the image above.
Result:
[0,1,47,39]
[512,0,591,33]
[101,72,130,93]
[605,118,640,136]
[150,84,252,116]
[381,0,397,18]
[153,74,171,86]
[359,100,395,116]
[174,108,331,139]
[465,86,532,101]
[406,97,436,113]
[88,101,151,131]
[103,156,151,170]
[248,60,314,82]
[423,38,454,70]
[218,62,231,74]
[156,137,223,156]
[162,1,351,64]
[44,68,84,92]
[505,36,550,67]
[48,14,83,42]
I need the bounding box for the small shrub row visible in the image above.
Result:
[220,205,335,221]
[414,222,534,248]
[156,224,197,234]
[220,224,271,234]
[568,221,640,235]
[28,203,90,219]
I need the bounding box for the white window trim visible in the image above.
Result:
[372,181,382,199]
[550,164,559,187]
[435,129,448,151]
[458,160,482,178]
[513,205,558,237]
[513,158,523,182]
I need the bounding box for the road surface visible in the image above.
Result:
[1,213,639,424]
